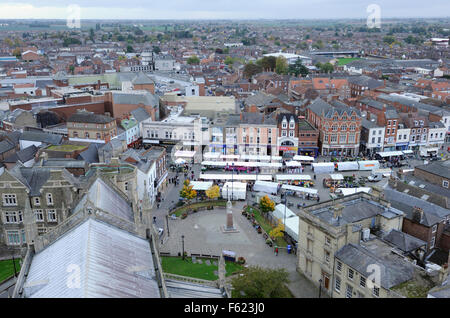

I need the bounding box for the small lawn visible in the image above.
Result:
[161,256,243,281]
[0,259,21,283]
[47,145,87,152]
[172,200,227,217]
[245,206,287,248]
[337,57,361,66]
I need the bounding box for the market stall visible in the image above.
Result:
[358,160,380,171]
[293,155,315,165]
[312,162,335,174]
[337,161,359,171]
[336,187,372,197]
[272,204,299,241]
[199,173,272,181]
[253,181,280,195]
[281,184,318,198]
[221,182,247,201]
[323,174,345,188]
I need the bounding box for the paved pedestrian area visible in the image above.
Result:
[159,201,319,297]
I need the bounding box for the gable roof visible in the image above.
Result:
[22,218,160,298]
[383,229,427,253]
[3,145,38,163]
[20,131,63,145]
[335,243,415,290]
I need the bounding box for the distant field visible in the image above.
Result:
[337,57,361,66]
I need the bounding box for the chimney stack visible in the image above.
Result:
[412,206,424,223]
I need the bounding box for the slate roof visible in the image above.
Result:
[348,75,384,89]
[67,112,114,124]
[0,140,15,154]
[78,143,103,164]
[132,72,155,85]
[383,188,450,226]
[130,107,151,123]
[244,91,276,107]
[112,92,159,107]
[73,177,134,222]
[307,97,360,119]
[415,160,450,180]
[20,131,63,145]
[382,229,427,253]
[3,145,38,163]
[310,198,401,227]
[335,243,416,290]
[17,167,52,197]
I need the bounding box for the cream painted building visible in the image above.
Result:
[296,192,405,297]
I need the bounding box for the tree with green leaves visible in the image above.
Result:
[243,62,262,79]
[275,56,288,75]
[187,55,200,65]
[126,45,134,53]
[224,56,235,66]
[153,46,161,54]
[288,58,309,77]
[257,56,277,72]
[316,62,334,74]
[231,266,291,298]
[383,35,396,45]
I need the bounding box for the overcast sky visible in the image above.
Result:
[0,1,448,19]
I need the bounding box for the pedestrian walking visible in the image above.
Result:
[275,247,278,256]
[317,196,320,202]
[153,216,156,224]
[157,203,160,209]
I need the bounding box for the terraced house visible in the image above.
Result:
[307,98,362,156]
[0,165,82,253]
[67,109,117,144]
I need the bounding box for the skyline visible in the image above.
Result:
[0,1,449,20]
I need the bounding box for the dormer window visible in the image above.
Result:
[46,193,53,206]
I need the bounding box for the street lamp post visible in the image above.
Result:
[12,253,17,277]
[166,214,170,237]
[318,278,322,298]
[181,235,185,260]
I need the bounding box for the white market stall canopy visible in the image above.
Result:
[202,161,282,168]
[203,152,221,159]
[221,182,247,200]
[281,184,318,195]
[339,187,372,196]
[174,158,186,165]
[276,174,312,181]
[199,174,272,181]
[293,155,315,162]
[330,174,344,181]
[175,150,196,158]
[273,204,297,219]
[253,181,279,195]
[377,151,404,157]
[220,154,240,160]
[286,161,302,167]
[337,161,359,171]
[402,150,413,155]
[273,204,299,240]
[312,162,335,174]
[240,154,271,161]
[358,160,380,171]
[190,181,213,191]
